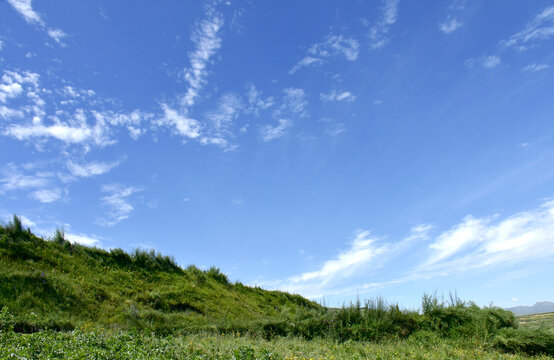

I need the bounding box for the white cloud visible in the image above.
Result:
[523,63,549,72]
[46,28,67,44]
[181,7,224,108]
[7,0,43,25]
[260,119,291,142]
[0,163,51,191]
[278,231,390,297]
[65,232,101,246]
[30,188,62,203]
[467,56,501,69]
[421,200,554,275]
[0,106,24,119]
[66,160,119,178]
[206,93,244,133]
[269,201,554,300]
[7,0,68,45]
[277,88,308,117]
[501,6,554,50]
[368,0,399,49]
[325,123,347,137]
[157,104,201,139]
[97,184,143,226]
[5,123,94,144]
[289,34,359,74]
[439,17,463,34]
[482,56,501,68]
[244,85,274,115]
[320,90,356,102]
[289,56,324,75]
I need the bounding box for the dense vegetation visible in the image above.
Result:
[1,215,553,358]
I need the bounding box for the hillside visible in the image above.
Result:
[0,216,318,333]
[519,312,554,331]
[507,302,554,316]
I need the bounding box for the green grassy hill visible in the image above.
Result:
[0,216,318,333]
[519,313,554,331]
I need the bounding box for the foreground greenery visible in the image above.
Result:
[1,327,553,359]
[1,216,553,358]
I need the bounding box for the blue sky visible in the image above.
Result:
[1,0,554,309]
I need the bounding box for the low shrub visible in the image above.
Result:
[494,327,554,356]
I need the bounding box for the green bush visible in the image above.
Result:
[494,327,554,356]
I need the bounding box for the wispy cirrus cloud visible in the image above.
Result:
[97,184,143,227]
[523,63,549,72]
[7,0,67,45]
[260,119,291,142]
[320,90,356,102]
[289,34,359,74]
[500,5,554,51]
[270,200,554,300]
[157,4,224,142]
[465,56,501,69]
[368,0,399,49]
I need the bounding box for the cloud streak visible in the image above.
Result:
[501,5,554,50]
[290,34,359,74]
[97,184,143,227]
[368,0,399,49]
[272,201,554,300]
[7,0,67,44]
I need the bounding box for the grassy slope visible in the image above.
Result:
[0,223,318,332]
[519,313,554,331]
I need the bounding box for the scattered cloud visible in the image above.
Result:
[501,5,554,51]
[30,188,62,203]
[466,56,501,69]
[260,119,291,142]
[523,63,549,72]
[289,34,359,74]
[439,17,463,34]
[7,0,68,45]
[1,70,151,149]
[325,122,347,137]
[276,88,308,117]
[66,160,120,178]
[439,1,465,34]
[157,104,201,139]
[482,56,501,68]
[97,184,143,226]
[244,85,274,115]
[0,163,51,192]
[320,90,356,102]
[368,0,399,49]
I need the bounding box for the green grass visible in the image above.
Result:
[2,330,553,359]
[0,216,318,334]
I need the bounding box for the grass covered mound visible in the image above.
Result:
[0,216,318,334]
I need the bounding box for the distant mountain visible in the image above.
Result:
[506,301,554,316]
